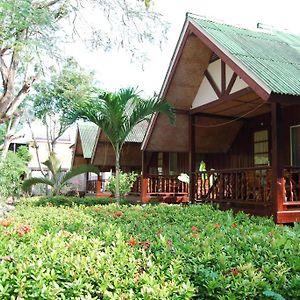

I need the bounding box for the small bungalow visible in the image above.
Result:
[91,120,148,195]
[72,121,148,195]
[71,122,98,193]
[141,13,300,223]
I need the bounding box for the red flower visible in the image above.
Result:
[191,226,199,232]
[231,223,237,228]
[213,223,221,229]
[0,219,12,227]
[113,211,123,219]
[127,238,137,247]
[230,268,240,276]
[17,225,31,236]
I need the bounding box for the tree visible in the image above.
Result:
[0,0,167,122]
[0,0,167,161]
[31,59,97,152]
[66,87,175,202]
[0,146,31,201]
[23,152,100,196]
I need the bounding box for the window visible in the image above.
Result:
[169,153,178,175]
[291,125,300,166]
[254,130,269,165]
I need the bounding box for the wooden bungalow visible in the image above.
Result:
[141,14,300,223]
[71,122,98,193]
[91,120,148,196]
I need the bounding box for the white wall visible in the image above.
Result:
[192,59,248,109]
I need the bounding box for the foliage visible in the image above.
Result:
[0,0,167,120]
[33,196,135,207]
[30,59,98,146]
[0,200,300,299]
[0,0,72,119]
[66,87,175,201]
[0,147,31,200]
[106,171,139,196]
[22,153,99,196]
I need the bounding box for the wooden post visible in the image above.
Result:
[271,102,285,222]
[141,151,148,203]
[189,114,195,203]
[96,174,102,197]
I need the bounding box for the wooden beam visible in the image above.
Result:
[188,114,195,203]
[194,112,246,121]
[190,87,253,115]
[269,93,300,105]
[141,151,148,203]
[204,70,221,98]
[188,22,271,101]
[173,108,189,115]
[225,73,237,95]
[271,102,285,223]
[221,60,226,93]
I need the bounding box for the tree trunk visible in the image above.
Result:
[115,148,121,203]
[0,115,21,161]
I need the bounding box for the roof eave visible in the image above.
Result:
[141,17,191,151]
[188,17,272,100]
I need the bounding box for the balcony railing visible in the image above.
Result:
[193,166,272,206]
[283,166,300,209]
[146,175,189,194]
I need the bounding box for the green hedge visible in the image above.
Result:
[0,199,299,299]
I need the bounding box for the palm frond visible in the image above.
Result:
[43,152,61,175]
[22,177,54,192]
[61,165,100,185]
[125,96,175,137]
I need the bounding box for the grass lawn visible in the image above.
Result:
[0,196,300,299]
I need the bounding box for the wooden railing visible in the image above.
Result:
[129,176,142,194]
[194,167,272,205]
[86,180,97,193]
[283,167,300,208]
[146,175,189,194]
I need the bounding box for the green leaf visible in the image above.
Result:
[22,177,54,191]
[61,165,99,185]
[263,290,286,300]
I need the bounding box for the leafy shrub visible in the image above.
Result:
[0,147,31,200]
[106,171,139,196]
[29,195,136,208]
[0,199,300,299]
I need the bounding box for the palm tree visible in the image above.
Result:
[23,152,100,196]
[67,87,175,202]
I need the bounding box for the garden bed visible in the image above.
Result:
[0,197,300,299]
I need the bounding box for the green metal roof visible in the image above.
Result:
[78,123,98,159]
[126,120,148,143]
[189,15,300,96]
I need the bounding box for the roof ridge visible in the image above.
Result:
[188,13,300,45]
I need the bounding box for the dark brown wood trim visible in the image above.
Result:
[173,108,190,115]
[271,102,285,221]
[225,73,237,95]
[194,112,246,121]
[188,22,270,101]
[204,70,221,98]
[221,60,226,93]
[269,93,300,105]
[188,115,195,203]
[190,87,253,115]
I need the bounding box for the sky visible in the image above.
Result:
[64,0,300,97]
